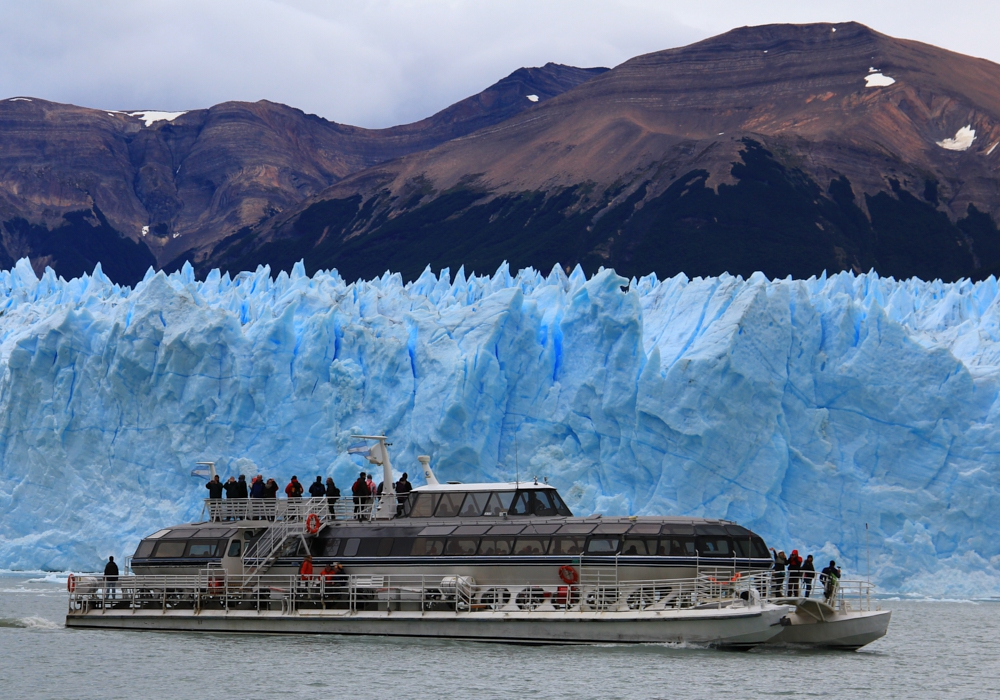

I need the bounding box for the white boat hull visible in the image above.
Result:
[66,605,788,648]
[767,604,891,649]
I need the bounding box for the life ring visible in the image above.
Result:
[558,565,579,585]
[305,513,322,534]
[67,574,76,593]
[208,576,224,593]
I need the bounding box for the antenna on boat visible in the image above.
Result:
[866,522,870,585]
[418,455,439,485]
[514,430,520,485]
[349,434,399,518]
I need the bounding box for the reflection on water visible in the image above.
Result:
[1,573,997,700]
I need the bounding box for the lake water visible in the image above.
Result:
[1,572,997,700]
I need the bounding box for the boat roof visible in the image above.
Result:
[412,482,557,492]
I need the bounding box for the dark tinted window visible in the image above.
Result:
[751,537,769,558]
[532,491,559,516]
[483,492,515,516]
[435,492,465,517]
[410,538,445,556]
[227,540,241,557]
[408,493,440,518]
[321,539,342,557]
[377,538,394,557]
[390,539,414,556]
[459,492,489,517]
[551,537,586,555]
[134,540,155,558]
[343,538,361,557]
[550,491,573,517]
[508,491,532,516]
[153,541,186,558]
[512,538,549,555]
[621,537,658,556]
[445,538,479,555]
[697,536,733,557]
[664,538,696,556]
[357,538,380,556]
[586,537,619,555]
[477,538,513,555]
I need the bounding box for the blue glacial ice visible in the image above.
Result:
[0,257,999,597]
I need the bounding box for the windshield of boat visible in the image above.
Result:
[403,488,572,517]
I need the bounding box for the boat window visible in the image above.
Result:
[444,538,479,556]
[531,491,557,516]
[551,537,586,555]
[487,524,524,536]
[586,537,619,555]
[628,523,661,535]
[521,523,561,535]
[558,523,596,535]
[197,528,237,538]
[750,537,769,558]
[549,490,573,517]
[664,538,696,556]
[408,493,441,518]
[187,540,224,558]
[410,538,445,556]
[358,538,381,557]
[147,529,171,540]
[390,539,414,556]
[660,524,695,535]
[508,491,532,516]
[512,538,550,555]
[322,539,342,557]
[227,540,241,557]
[621,537,657,556]
[477,538,513,556]
[435,492,466,517]
[453,525,490,536]
[377,538,394,557]
[152,541,186,558]
[697,536,733,557]
[134,540,155,558]
[483,491,515,516]
[695,524,729,537]
[458,492,489,517]
[343,538,361,557]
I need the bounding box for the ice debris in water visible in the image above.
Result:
[1,258,1000,598]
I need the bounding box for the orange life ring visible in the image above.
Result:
[305,513,322,534]
[67,574,76,593]
[209,576,224,593]
[558,565,579,585]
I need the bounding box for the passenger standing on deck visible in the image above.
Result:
[325,478,340,516]
[104,556,119,601]
[770,548,787,597]
[299,555,314,583]
[395,473,412,516]
[801,555,816,597]
[352,472,369,520]
[206,475,224,500]
[308,476,325,498]
[249,475,265,498]
[263,478,279,498]
[787,549,803,597]
[236,475,249,499]
[366,473,376,510]
[286,476,304,499]
[223,477,239,498]
[821,560,842,602]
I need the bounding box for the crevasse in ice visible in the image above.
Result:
[0,257,998,597]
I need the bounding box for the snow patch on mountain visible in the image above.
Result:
[128,111,187,127]
[937,125,976,151]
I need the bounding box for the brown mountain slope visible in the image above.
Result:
[0,63,606,283]
[214,22,1000,283]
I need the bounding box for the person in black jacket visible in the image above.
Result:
[235,475,249,499]
[223,477,239,498]
[770,548,787,597]
[821,560,842,602]
[395,473,412,516]
[325,478,340,516]
[352,472,369,520]
[206,475,224,499]
[801,554,816,597]
[308,476,326,498]
[787,549,803,597]
[104,556,119,601]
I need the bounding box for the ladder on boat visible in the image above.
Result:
[241,498,329,578]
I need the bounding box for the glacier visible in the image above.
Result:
[0,257,999,597]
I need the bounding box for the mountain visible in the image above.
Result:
[208,22,1000,284]
[0,63,607,284]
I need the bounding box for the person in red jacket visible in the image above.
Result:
[299,555,314,581]
[285,476,304,499]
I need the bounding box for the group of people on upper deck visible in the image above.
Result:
[771,547,842,602]
[204,470,414,518]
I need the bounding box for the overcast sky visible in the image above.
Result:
[1,1,996,128]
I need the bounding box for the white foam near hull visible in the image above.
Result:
[66,605,788,648]
[766,605,891,649]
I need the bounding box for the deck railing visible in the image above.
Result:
[202,497,392,523]
[67,570,778,616]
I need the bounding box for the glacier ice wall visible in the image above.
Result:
[0,257,999,596]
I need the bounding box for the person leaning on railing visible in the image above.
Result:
[325,478,340,517]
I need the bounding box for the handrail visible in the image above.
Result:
[202,497,383,524]
[66,570,780,616]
